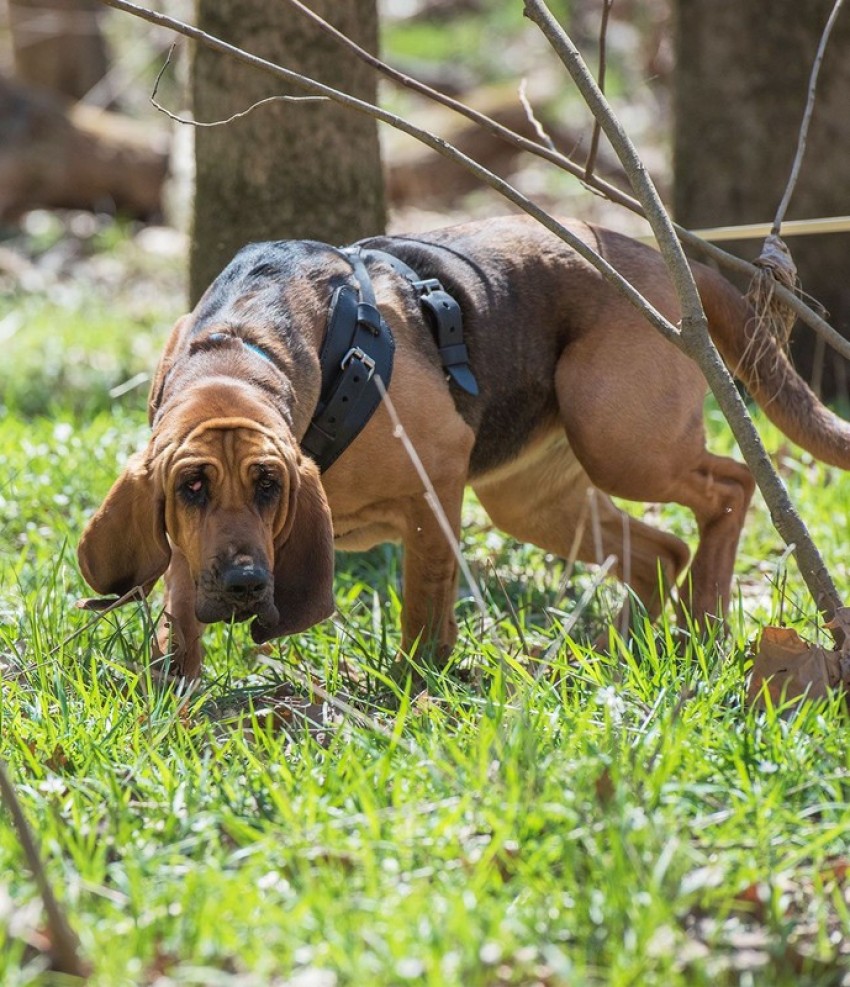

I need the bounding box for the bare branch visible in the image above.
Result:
[585,0,614,181]
[524,0,703,332]
[772,0,846,235]
[150,42,327,127]
[518,78,556,152]
[280,0,850,361]
[374,377,488,623]
[96,0,681,343]
[523,0,844,626]
[0,761,91,978]
[150,42,326,128]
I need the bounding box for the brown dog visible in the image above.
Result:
[78,215,850,677]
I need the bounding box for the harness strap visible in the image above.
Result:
[301,249,395,472]
[356,247,479,397]
[301,243,478,472]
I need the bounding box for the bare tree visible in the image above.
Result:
[190,0,386,304]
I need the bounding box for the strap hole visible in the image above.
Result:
[342,396,349,403]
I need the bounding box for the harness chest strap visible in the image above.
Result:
[301,249,394,472]
[301,246,479,473]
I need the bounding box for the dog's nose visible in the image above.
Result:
[221,564,271,597]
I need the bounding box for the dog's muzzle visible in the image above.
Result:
[196,562,279,628]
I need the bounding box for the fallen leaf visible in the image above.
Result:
[747,625,845,709]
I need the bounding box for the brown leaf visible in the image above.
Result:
[825,606,850,654]
[747,625,844,709]
[44,744,70,774]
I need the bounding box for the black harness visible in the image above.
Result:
[301,246,478,472]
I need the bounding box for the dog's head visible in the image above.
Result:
[77,379,335,642]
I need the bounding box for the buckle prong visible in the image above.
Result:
[341,346,376,379]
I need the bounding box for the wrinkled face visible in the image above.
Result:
[164,424,295,627]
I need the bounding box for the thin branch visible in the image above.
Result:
[0,761,91,978]
[523,0,703,335]
[518,78,556,152]
[772,0,846,235]
[151,42,326,128]
[374,377,488,623]
[585,0,614,180]
[536,554,618,678]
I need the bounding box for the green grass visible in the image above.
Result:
[3,254,850,985]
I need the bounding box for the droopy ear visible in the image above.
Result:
[252,459,335,642]
[77,451,171,598]
[147,314,192,425]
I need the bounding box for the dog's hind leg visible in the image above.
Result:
[659,452,755,623]
[552,337,756,627]
[472,435,690,627]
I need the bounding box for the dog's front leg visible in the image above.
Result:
[153,547,206,679]
[399,483,466,666]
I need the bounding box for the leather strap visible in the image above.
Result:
[356,247,479,396]
[301,250,395,472]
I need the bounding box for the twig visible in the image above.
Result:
[518,78,556,152]
[374,377,488,622]
[266,659,449,786]
[772,0,845,235]
[150,42,326,127]
[585,0,614,181]
[60,583,147,656]
[0,761,91,978]
[523,0,703,333]
[536,555,618,677]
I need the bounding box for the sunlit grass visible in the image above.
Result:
[2,393,850,985]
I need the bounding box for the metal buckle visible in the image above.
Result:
[340,346,376,379]
[413,277,442,295]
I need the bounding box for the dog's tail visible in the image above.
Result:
[696,264,850,470]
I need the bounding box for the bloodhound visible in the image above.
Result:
[78,215,850,677]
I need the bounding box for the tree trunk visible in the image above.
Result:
[674,0,850,399]
[9,0,109,100]
[190,0,386,305]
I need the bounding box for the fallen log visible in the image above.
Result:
[0,74,169,222]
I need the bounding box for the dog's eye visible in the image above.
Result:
[254,471,281,507]
[179,474,208,506]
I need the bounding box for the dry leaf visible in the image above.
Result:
[826,606,850,650]
[747,625,846,709]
